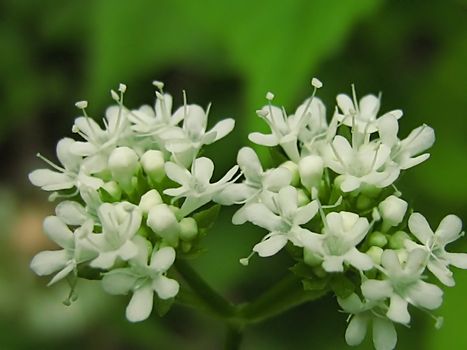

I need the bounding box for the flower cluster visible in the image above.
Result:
[29,82,238,322]
[218,80,466,350]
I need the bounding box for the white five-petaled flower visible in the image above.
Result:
[30,216,96,285]
[88,202,142,269]
[244,186,318,258]
[70,104,132,174]
[338,293,397,350]
[164,104,235,166]
[102,236,179,322]
[29,137,103,192]
[249,97,324,162]
[301,211,373,272]
[324,136,400,192]
[214,147,292,224]
[377,115,435,170]
[406,213,467,286]
[362,249,443,325]
[336,92,403,134]
[164,157,239,217]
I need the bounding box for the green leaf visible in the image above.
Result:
[302,277,329,292]
[329,274,355,298]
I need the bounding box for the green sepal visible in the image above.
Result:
[192,204,221,236]
[329,274,355,298]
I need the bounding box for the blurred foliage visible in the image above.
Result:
[0,0,466,349]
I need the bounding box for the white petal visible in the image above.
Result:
[153,275,180,299]
[427,259,454,287]
[436,215,463,245]
[126,286,154,322]
[48,264,75,286]
[56,138,82,170]
[30,250,69,276]
[372,317,397,350]
[345,314,368,346]
[90,251,118,269]
[359,94,380,121]
[446,252,467,269]
[378,115,399,147]
[322,255,345,272]
[332,136,353,166]
[245,203,282,231]
[381,250,403,275]
[387,294,410,324]
[102,269,138,295]
[253,235,288,257]
[118,240,139,261]
[345,249,373,271]
[164,162,191,185]
[237,147,263,183]
[55,201,87,225]
[336,94,354,115]
[214,183,256,205]
[248,132,279,146]
[209,118,235,142]
[193,157,214,182]
[150,247,176,272]
[69,141,97,157]
[337,293,364,314]
[278,186,298,218]
[43,216,74,249]
[408,213,433,244]
[184,105,207,138]
[401,125,435,156]
[361,280,393,300]
[263,167,292,191]
[407,281,443,310]
[29,169,74,191]
[341,176,361,192]
[399,153,430,170]
[294,201,318,225]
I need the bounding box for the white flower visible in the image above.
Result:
[301,211,373,272]
[163,157,239,216]
[324,136,400,192]
[249,97,324,162]
[29,137,103,192]
[88,202,142,269]
[377,115,435,170]
[30,216,96,285]
[245,186,318,257]
[406,213,467,286]
[362,249,443,325]
[70,104,132,174]
[164,104,235,166]
[336,92,402,134]
[102,236,179,322]
[338,293,397,350]
[214,147,291,224]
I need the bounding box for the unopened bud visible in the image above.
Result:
[379,195,408,229]
[101,181,122,201]
[298,155,324,190]
[368,231,388,248]
[366,246,383,265]
[108,147,139,191]
[179,217,198,241]
[147,204,180,246]
[141,150,165,182]
[280,161,300,186]
[389,231,410,250]
[139,190,162,214]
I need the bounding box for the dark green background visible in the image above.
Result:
[0,0,466,349]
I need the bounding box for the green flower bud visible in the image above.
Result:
[280,161,300,186]
[366,246,383,265]
[179,217,198,241]
[147,204,180,246]
[181,241,192,253]
[356,194,373,211]
[304,247,322,267]
[101,181,122,201]
[368,231,388,248]
[298,155,324,191]
[297,189,311,206]
[389,230,410,250]
[141,150,165,182]
[138,189,163,215]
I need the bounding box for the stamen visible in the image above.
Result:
[351,84,359,113]
[183,90,188,118]
[36,153,66,172]
[240,251,255,266]
[153,80,165,92]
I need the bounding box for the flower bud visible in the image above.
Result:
[303,247,322,266]
[179,217,198,241]
[101,181,122,201]
[366,246,383,265]
[379,195,408,228]
[141,150,165,182]
[297,189,311,206]
[368,231,388,248]
[139,190,163,214]
[389,230,410,250]
[280,161,300,186]
[298,155,324,190]
[147,204,180,246]
[108,147,139,191]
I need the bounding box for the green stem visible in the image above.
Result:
[224,324,243,350]
[240,274,328,324]
[174,259,236,319]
